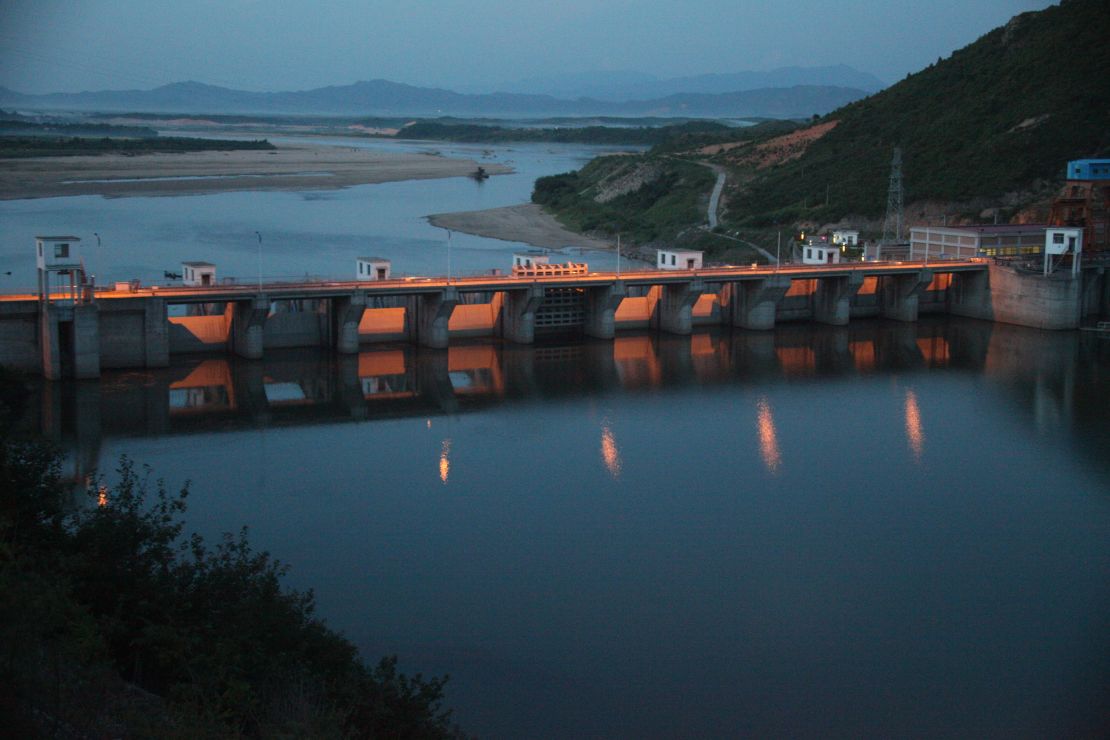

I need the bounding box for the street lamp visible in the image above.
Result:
[447,229,452,283]
[92,232,101,287]
[254,231,262,291]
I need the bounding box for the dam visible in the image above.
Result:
[2,257,1107,379]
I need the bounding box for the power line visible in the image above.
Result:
[881,146,904,245]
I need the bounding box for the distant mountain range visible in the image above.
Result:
[468,65,888,100]
[0,77,870,119]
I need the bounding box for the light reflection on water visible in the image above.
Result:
[756,396,781,474]
[904,387,925,462]
[599,421,622,479]
[25,320,1110,737]
[439,439,452,485]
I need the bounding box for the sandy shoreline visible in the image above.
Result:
[0,143,511,200]
[428,203,614,252]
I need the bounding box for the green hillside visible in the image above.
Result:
[534,0,1110,254]
[728,0,1110,224]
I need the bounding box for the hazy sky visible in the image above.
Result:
[0,0,1055,94]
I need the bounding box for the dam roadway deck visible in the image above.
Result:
[2,258,1105,379]
[0,259,987,304]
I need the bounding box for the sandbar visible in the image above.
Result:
[0,143,511,200]
[427,203,614,252]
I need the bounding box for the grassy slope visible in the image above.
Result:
[531,120,797,256]
[730,0,1110,224]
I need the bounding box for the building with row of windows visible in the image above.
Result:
[907,225,1049,260]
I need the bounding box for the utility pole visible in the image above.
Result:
[881,147,905,246]
[776,231,781,269]
[254,231,262,291]
[92,232,101,288]
[447,229,452,283]
[616,233,621,277]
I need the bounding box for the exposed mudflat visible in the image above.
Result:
[427,203,614,251]
[0,143,511,200]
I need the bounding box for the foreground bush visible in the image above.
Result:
[0,369,464,738]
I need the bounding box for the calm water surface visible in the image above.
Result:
[26,318,1110,737]
[0,137,637,291]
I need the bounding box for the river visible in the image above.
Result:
[4,138,1109,737]
[0,137,633,292]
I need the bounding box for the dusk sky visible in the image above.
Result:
[1,0,1055,94]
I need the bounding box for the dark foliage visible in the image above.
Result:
[0,370,464,738]
[400,119,733,146]
[0,135,276,158]
[533,155,716,244]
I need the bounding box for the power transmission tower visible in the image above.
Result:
[881,147,904,244]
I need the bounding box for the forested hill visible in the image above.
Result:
[725,0,1110,224]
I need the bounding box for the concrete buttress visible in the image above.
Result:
[231,296,269,359]
[814,272,863,326]
[657,279,705,335]
[412,288,458,349]
[583,281,627,339]
[501,285,545,344]
[334,292,367,354]
[726,276,791,330]
[880,269,933,322]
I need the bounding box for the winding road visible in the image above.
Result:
[706,164,726,229]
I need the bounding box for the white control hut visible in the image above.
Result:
[182,261,217,287]
[357,257,391,281]
[657,249,703,270]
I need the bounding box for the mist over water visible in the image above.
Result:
[28,319,1110,737]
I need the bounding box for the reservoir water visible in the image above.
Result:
[19,319,1110,737]
[4,138,1109,736]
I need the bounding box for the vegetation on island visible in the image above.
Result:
[395,119,740,146]
[0,135,276,158]
[0,367,465,738]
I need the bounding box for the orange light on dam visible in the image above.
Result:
[757,397,782,474]
[926,273,952,292]
[785,279,816,297]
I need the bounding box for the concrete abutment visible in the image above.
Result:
[725,276,791,330]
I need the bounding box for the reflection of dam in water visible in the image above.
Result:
[27,317,1109,488]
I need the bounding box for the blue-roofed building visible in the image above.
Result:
[1065,159,1110,180]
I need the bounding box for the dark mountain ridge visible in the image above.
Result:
[472,64,887,99]
[0,78,868,119]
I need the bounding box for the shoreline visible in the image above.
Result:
[0,143,511,200]
[427,203,615,253]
